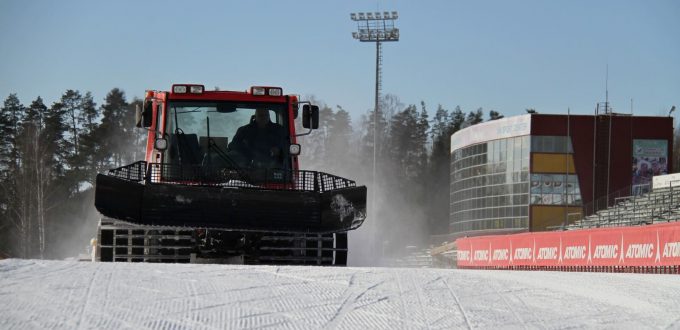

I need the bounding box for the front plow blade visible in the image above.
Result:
[95,162,366,233]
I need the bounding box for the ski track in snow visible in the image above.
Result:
[1,259,680,329]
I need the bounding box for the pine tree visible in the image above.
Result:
[416,101,430,171]
[43,100,69,179]
[0,94,27,257]
[386,104,421,188]
[97,88,130,167]
[24,97,47,127]
[489,110,504,120]
[376,101,433,257]
[430,105,449,143]
[17,97,51,257]
[77,93,100,183]
[427,104,453,230]
[59,90,83,161]
[37,97,76,258]
[414,101,431,213]
[326,106,354,176]
[450,106,465,133]
[80,92,98,135]
[464,108,484,127]
[0,94,24,172]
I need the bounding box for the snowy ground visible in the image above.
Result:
[1,259,680,329]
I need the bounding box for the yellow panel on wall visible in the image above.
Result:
[531,205,583,231]
[532,153,576,173]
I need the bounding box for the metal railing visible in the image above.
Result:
[106,161,146,182]
[105,161,358,193]
[564,180,680,229]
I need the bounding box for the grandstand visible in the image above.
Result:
[568,181,680,229]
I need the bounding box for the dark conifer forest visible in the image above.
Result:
[0,89,500,259]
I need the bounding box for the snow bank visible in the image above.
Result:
[1,259,679,329]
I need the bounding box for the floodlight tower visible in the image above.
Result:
[350,11,399,230]
[351,11,399,114]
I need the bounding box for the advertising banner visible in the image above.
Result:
[632,139,668,195]
[508,235,534,266]
[533,232,561,267]
[588,229,622,266]
[456,221,680,268]
[489,237,512,267]
[559,231,590,266]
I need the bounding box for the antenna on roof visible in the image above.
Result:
[597,64,612,115]
[605,64,609,110]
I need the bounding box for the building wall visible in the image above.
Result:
[448,113,673,238]
[532,153,575,173]
[531,115,595,207]
[530,205,584,231]
[531,114,673,207]
[528,134,582,230]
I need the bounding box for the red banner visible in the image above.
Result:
[456,222,680,268]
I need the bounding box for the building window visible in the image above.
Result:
[530,173,582,205]
[531,136,573,153]
[450,135,530,234]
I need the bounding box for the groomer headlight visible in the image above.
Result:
[289,144,301,156]
[268,88,282,96]
[251,87,266,96]
[172,85,187,93]
[189,85,204,94]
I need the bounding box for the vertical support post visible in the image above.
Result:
[372,40,382,235]
[671,183,674,220]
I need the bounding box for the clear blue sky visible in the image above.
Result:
[1,0,678,121]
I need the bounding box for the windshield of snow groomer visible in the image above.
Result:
[164,101,290,169]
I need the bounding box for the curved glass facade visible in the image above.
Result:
[445,113,672,239]
[450,136,530,234]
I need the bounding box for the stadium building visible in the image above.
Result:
[448,112,673,239]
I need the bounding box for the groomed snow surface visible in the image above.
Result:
[1,259,680,329]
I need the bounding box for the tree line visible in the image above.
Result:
[0,88,501,260]
[0,89,144,258]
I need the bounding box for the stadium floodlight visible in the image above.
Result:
[350,11,400,42]
[349,10,400,255]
